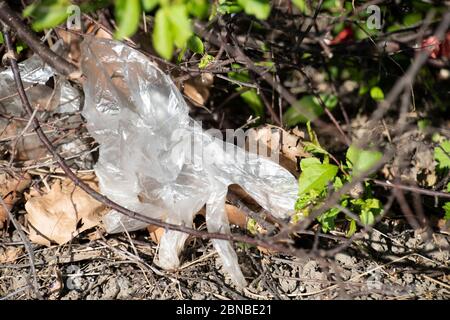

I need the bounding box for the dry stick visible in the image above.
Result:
[393,186,421,230]
[296,0,324,45]
[8,107,38,167]
[0,197,42,299]
[0,1,78,78]
[372,179,450,199]
[249,74,282,126]
[1,31,304,257]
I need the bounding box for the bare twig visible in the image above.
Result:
[372,179,450,199]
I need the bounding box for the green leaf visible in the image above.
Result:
[237,0,271,20]
[292,0,307,13]
[114,0,141,39]
[360,210,374,225]
[298,158,338,196]
[352,198,383,225]
[23,0,71,31]
[303,122,330,157]
[434,140,450,170]
[16,42,27,54]
[317,94,338,110]
[247,218,258,235]
[295,192,316,211]
[187,0,209,18]
[228,70,251,83]
[306,121,321,147]
[346,219,357,237]
[217,1,243,15]
[240,89,264,119]
[152,8,173,59]
[444,202,450,221]
[318,208,340,232]
[141,0,159,12]
[403,13,422,27]
[187,35,204,54]
[334,176,344,190]
[346,145,382,176]
[418,119,431,132]
[0,32,4,44]
[370,86,384,101]
[167,4,193,48]
[322,0,342,11]
[199,54,215,69]
[283,96,324,126]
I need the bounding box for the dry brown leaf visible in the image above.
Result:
[95,27,114,40]
[54,28,82,64]
[25,176,107,246]
[183,73,213,107]
[147,225,165,243]
[0,247,23,263]
[225,204,247,228]
[184,83,210,106]
[248,126,307,175]
[0,120,50,161]
[0,173,32,229]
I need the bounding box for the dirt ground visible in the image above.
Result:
[1,217,449,300]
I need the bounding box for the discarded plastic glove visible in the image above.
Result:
[80,36,299,286]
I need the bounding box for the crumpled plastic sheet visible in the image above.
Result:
[0,40,82,162]
[80,36,299,286]
[0,40,81,117]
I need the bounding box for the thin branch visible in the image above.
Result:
[372,179,450,199]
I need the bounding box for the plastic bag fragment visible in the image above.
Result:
[80,36,299,286]
[0,40,81,116]
[0,41,82,161]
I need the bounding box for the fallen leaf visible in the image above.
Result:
[0,173,32,229]
[0,247,23,263]
[184,82,207,106]
[95,27,114,40]
[54,28,82,65]
[25,176,107,246]
[248,125,307,175]
[147,224,165,243]
[225,204,248,229]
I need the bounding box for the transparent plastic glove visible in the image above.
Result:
[80,36,298,286]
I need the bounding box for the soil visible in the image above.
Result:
[1,219,449,300]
